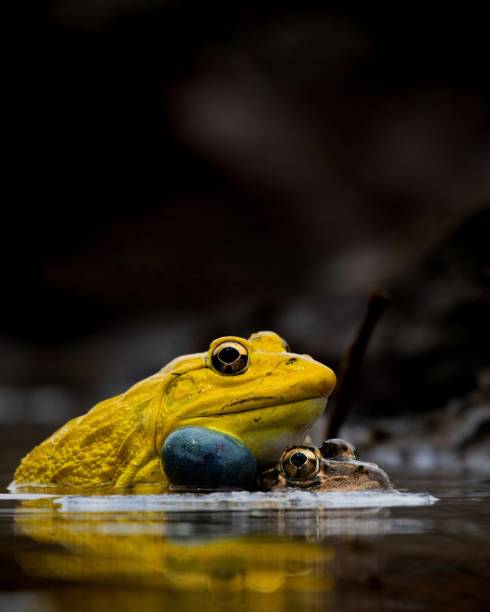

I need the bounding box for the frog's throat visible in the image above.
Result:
[168,396,328,465]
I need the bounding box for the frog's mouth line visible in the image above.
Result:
[186,395,326,419]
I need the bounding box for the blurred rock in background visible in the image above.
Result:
[2,2,489,472]
[341,368,490,475]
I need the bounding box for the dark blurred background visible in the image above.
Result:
[2,2,489,475]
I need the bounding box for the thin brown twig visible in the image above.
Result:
[325,288,390,440]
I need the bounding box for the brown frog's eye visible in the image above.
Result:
[211,341,249,375]
[279,446,320,481]
[320,438,358,460]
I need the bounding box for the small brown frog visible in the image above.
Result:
[259,438,393,492]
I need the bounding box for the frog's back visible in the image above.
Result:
[12,374,166,491]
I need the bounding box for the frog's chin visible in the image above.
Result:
[183,397,327,467]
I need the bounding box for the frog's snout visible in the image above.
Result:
[319,365,336,397]
[292,358,336,399]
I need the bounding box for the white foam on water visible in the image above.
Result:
[53,489,438,513]
[0,493,56,501]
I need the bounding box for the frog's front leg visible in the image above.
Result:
[162,427,258,490]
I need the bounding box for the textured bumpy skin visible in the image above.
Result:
[12,331,336,491]
[13,373,168,490]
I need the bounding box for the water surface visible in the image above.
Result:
[1,474,489,612]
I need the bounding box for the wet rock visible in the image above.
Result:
[343,369,490,474]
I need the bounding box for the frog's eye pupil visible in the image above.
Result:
[279,446,320,481]
[290,452,307,467]
[211,341,249,375]
[219,346,240,364]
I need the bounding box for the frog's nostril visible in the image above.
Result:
[290,452,308,467]
[285,358,297,365]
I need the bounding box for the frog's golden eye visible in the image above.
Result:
[211,341,249,375]
[279,446,320,481]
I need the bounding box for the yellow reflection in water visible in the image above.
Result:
[14,499,334,612]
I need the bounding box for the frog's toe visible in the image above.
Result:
[162,427,257,490]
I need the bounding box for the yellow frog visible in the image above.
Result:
[11,331,336,491]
